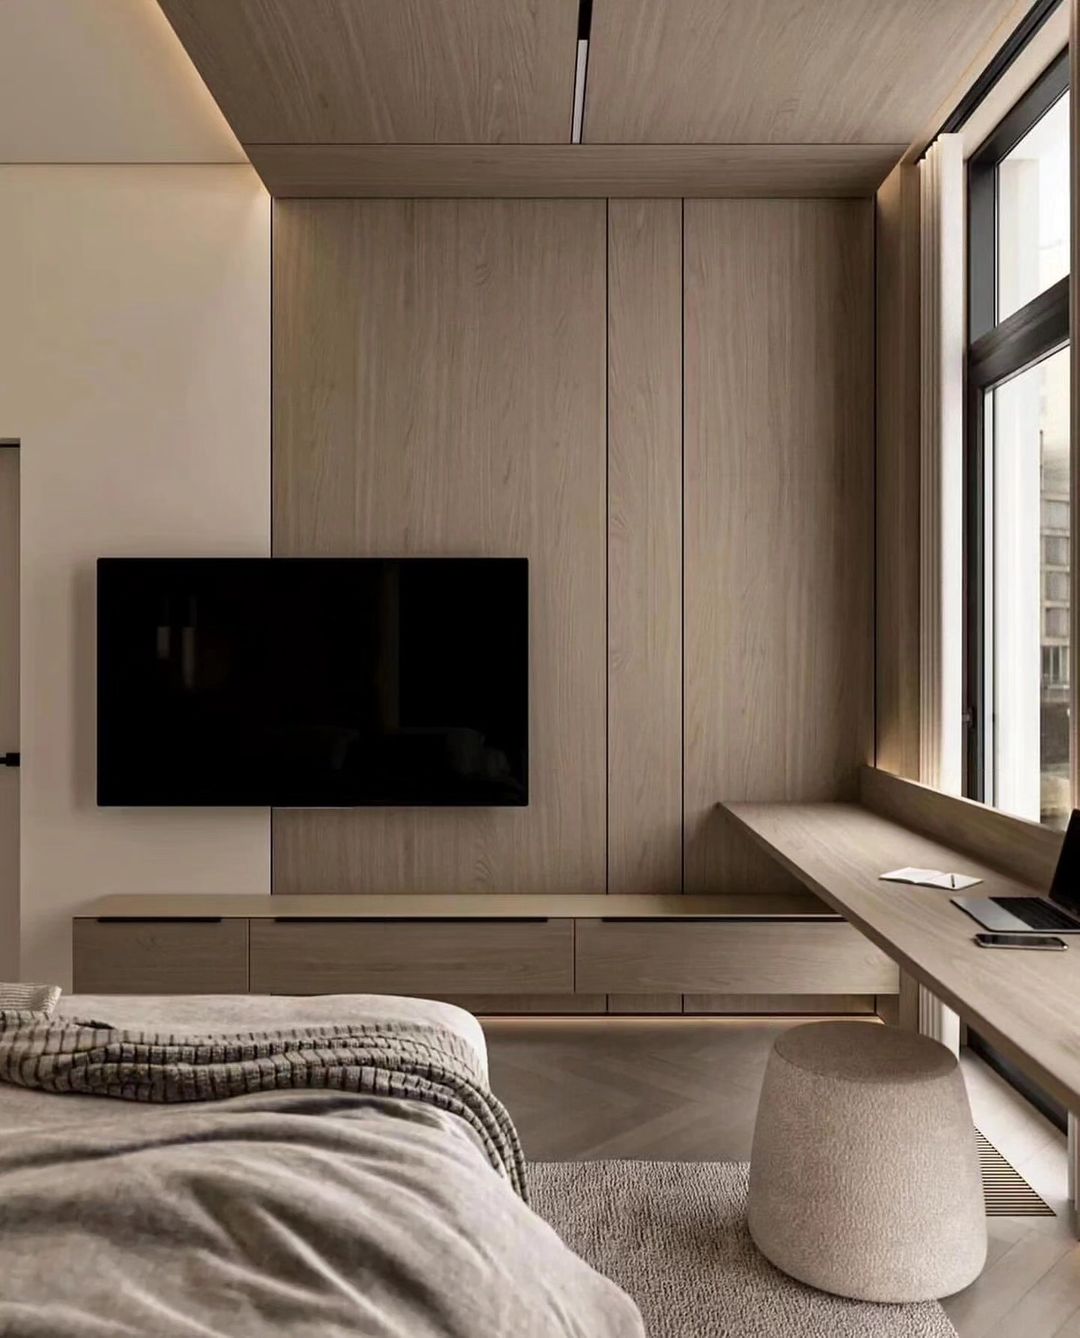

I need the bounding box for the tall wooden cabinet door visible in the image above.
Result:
[607,201,683,895]
[683,200,874,897]
[272,199,607,897]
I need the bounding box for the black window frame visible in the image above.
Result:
[963,48,1071,803]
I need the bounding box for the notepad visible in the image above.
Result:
[880,867,982,891]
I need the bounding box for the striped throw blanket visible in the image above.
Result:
[0,1011,527,1199]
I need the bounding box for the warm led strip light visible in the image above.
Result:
[571,38,588,143]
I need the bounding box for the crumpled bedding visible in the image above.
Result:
[0,1006,644,1338]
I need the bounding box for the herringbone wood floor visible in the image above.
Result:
[483,1017,1080,1336]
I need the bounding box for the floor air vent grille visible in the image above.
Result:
[977,1130,1055,1216]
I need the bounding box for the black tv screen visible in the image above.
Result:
[97,557,528,807]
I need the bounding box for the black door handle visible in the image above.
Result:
[1,753,19,767]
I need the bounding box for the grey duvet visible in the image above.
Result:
[0,1013,643,1338]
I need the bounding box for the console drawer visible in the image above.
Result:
[249,918,574,995]
[575,919,897,994]
[73,918,250,994]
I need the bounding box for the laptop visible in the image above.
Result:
[952,808,1080,934]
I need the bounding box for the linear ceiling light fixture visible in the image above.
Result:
[571,0,593,143]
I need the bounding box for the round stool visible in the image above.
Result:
[747,1021,986,1302]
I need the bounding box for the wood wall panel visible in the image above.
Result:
[248,144,903,200]
[860,766,1060,889]
[607,201,683,893]
[272,200,607,896]
[683,200,875,894]
[584,0,1019,145]
[158,0,579,144]
[875,164,922,779]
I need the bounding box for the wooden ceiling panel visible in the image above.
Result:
[157,0,580,144]
[584,0,1023,144]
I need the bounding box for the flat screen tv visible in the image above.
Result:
[97,557,528,807]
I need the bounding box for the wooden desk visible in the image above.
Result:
[722,800,1080,1114]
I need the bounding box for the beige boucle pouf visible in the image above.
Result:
[747,1022,987,1303]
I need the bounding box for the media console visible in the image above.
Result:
[73,894,899,1003]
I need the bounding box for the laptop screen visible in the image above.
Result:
[1049,809,1080,913]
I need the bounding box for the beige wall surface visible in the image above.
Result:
[0,164,271,986]
[0,0,244,164]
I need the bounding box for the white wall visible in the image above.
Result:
[0,164,271,986]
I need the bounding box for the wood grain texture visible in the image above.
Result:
[683,994,877,1015]
[875,164,922,779]
[607,201,683,893]
[584,0,1019,144]
[157,0,579,144]
[860,766,1062,888]
[77,893,838,919]
[483,1015,882,1162]
[247,143,903,199]
[72,919,249,994]
[683,201,875,895]
[724,799,1080,1111]
[607,994,683,1014]
[248,918,574,995]
[903,0,1042,161]
[575,920,897,995]
[272,200,606,895]
[895,969,922,1032]
[440,995,609,1014]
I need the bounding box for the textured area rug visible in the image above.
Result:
[529,1161,957,1338]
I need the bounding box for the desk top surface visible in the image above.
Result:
[724,800,1080,1112]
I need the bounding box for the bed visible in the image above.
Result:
[0,993,643,1337]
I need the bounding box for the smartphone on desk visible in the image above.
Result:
[974,932,1067,951]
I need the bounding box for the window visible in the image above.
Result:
[997,92,1070,320]
[966,49,1070,829]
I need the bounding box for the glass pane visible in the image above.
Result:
[990,345,1070,828]
[997,92,1069,322]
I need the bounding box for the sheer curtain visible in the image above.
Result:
[919,133,965,799]
[917,134,965,1054]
